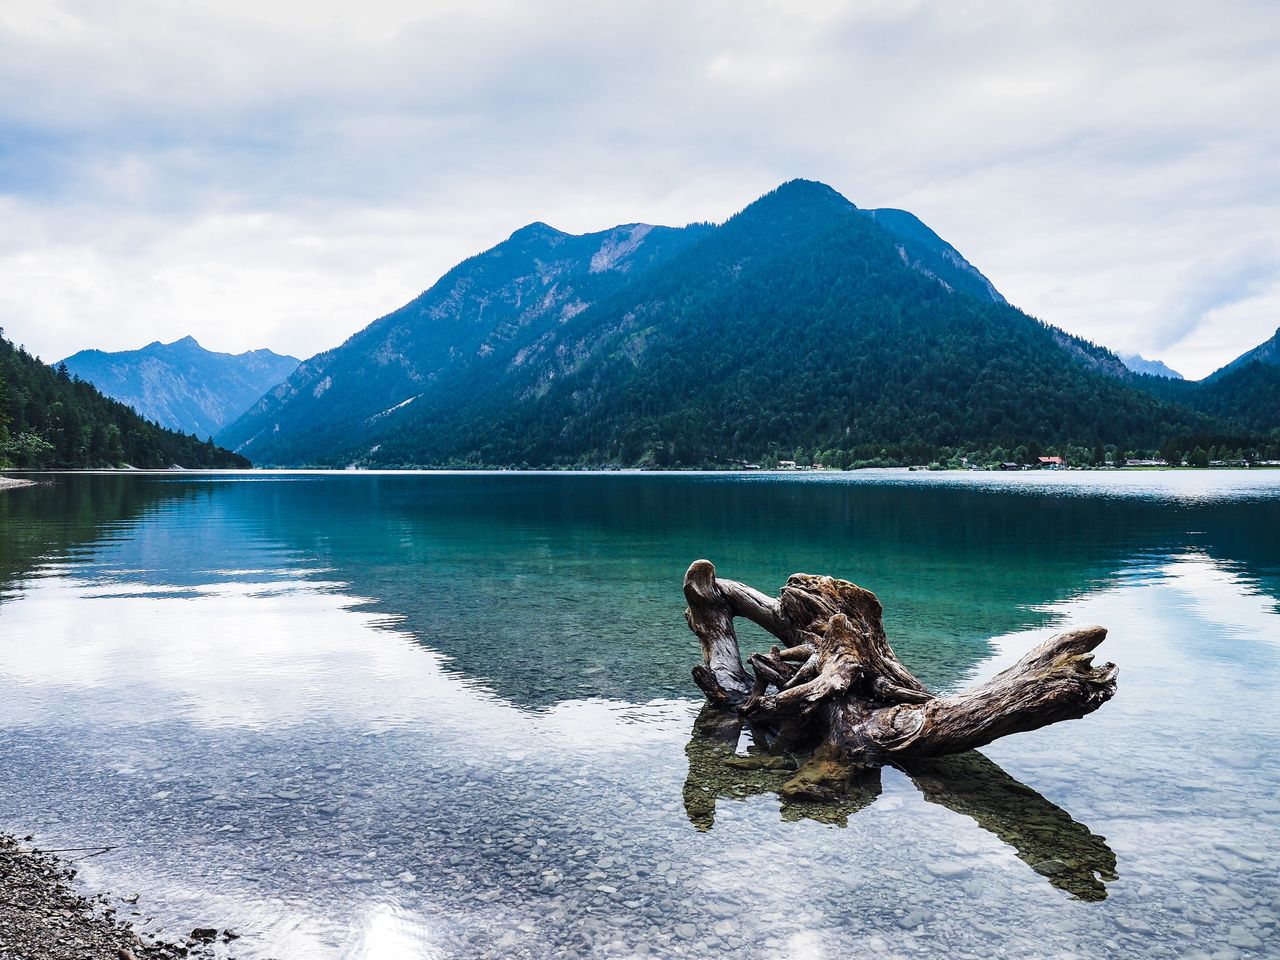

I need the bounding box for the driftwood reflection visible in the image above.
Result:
[683,704,1118,901]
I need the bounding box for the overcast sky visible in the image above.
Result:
[2,1,1277,379]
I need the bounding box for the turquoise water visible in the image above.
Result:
[0,470,1278,957]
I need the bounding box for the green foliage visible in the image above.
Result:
[0,432,55,467]
[0,330,251,469]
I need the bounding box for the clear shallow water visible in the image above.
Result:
[0,470,1277,958]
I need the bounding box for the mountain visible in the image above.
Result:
[1207,327,1280,380]
[1121,354,1183,379]
[218,180,1272,468]
[217,219,714,463]
[60,336,299,439]
[0,330,250,469]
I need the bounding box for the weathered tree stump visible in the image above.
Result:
[684,560,1118,801]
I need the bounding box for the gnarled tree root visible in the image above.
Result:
[684,559,1118,799]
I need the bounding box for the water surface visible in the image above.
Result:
[1,470,1277,958]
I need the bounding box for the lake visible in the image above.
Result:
[1,470,1278,958]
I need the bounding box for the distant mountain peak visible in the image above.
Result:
[737,179,858,221]
[61,337,300,438]
[508,221,566,242]
[0,330,248,468]
[772,178,854,202]
[1120,354,1184,380]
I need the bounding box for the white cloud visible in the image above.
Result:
[1142,248,1280,352]
[1,0,1277,376]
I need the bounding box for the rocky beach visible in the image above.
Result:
[0,833,234,960]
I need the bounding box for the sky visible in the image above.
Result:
[1,1,1277,379]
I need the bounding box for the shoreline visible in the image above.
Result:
[4,462,1279,477]
[0,832,233,959]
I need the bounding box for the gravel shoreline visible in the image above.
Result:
[0,832,237,959]
[0,477,36,492]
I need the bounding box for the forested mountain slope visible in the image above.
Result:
[1135,354,1280,437]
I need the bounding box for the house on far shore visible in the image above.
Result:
[778,460,798,469]
[1037,456,1065,469]
[999,462,1023,471]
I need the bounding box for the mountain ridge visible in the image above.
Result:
[1120,354,1184,380]
[61,337,300,439]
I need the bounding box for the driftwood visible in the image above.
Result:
[683,560,1118,802]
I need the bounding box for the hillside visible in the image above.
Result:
[0,331,250,469]
[1135,360,1280,437]
[219,180,1269,468]
[864,207,1007,305]
[61,336,299,438]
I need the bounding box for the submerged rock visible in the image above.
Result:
[925,860,973,879]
